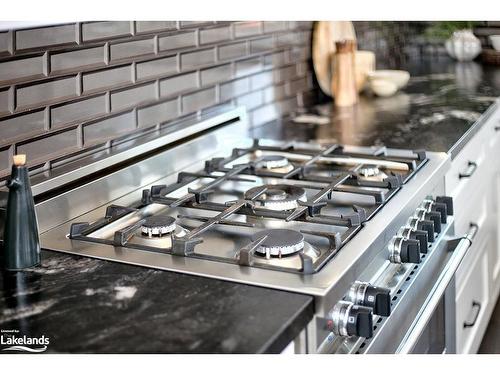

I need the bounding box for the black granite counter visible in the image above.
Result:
[252,58,500,155]
[0,251,313,353]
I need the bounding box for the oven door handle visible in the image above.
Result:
[397,223,478,354]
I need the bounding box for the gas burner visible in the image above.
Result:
[141,215,177,237]
[245,184,306,211]
[357,165,381,178]
[258,155,294,173]
[252,229,305,257]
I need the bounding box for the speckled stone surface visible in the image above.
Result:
[0,251,313,353]
[252,59,500,153]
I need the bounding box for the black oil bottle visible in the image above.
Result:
[2,154,41,270]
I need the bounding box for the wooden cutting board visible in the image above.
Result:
[312,21,357,96]
[312,21,375,97]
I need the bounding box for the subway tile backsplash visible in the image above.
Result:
[0,21,314,180]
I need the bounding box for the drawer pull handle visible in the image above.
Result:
[459,161,477,179]
[463,301,481,328]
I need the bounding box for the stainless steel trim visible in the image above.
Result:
[397,223,478,353]
[27,106,248,197]
[388,236,404,264]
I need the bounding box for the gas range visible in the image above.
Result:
[31,107,471,354]
[65,139,425,275]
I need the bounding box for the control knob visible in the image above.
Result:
[407,217,435,243]
[414,208,442,234]
[346,281,391,317]
[389,236,421,264]
[420,198,448,224]
[329,301,373,338]
[397,226,429,253]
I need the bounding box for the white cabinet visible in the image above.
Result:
[456,244,489,353]
[446,102,500,353]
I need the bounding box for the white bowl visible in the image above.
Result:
[490,35,500,51]
[367,70,410,89]
[369,80,398,97]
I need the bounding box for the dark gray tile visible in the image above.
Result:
[111,82,157,111]
[17,127,79,164]
[0,54,45,84]
[289,21,313,30]
[275,33,295,47]
[137,99,178,128]
[182,87,216,114]
[16,76,78,109]
[0,146,10,177]
[286,77,309,95]
[110,37,155,61]
[0,87,11,115]
[200,64,232,86]
[50,46,105,73]
[159,72,198,98]
[288,46,311,63]
[180,48,215,70]
[179,21,213,28]
[200,26,231,45]
[15,24,76,50]
[136,55,177,80]
[0,110,46,145]
[234,22,262,38]
[250,103,278,127]
[81,21,132,42]
[83,65,133,93]
[263,83,286,103]
[0,31,11,55]
[51,94,107,128]
[220,77,250,101]
[263,51,287,68]
[301,30,312,42]
[135,21,177,34]
[296,62,309,77]
[236,90,263,111]
[276,96,296,114]
[263,21,288,33]
[218,42,247,61]
[275,64,297,83]
[235,57,263,77]
[83,111,135,145]
[249,37,274,54]
[158,31,196,52]
[250,71,273,90]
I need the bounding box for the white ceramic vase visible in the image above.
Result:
[445,29,482,62]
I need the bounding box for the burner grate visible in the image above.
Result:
[68,139,428,275]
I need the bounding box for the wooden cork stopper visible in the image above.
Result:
[335,39,356,53]
[13,154,26,166]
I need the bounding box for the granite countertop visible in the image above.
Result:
[252,58,500,154]
[0,251,313,353]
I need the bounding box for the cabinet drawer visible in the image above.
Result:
[483,101,500,151]
[456,245,489,353]
[454,189,487,259]
[491,173,500,288]
[445,139,487,218]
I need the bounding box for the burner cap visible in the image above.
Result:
[245,184,306,211]
[260,155,290,169]
[141,215,176,237]
[252,229,305,257]
[264,188,288,201]
[358,165,380,178]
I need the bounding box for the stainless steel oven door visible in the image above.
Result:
[397,224,478,354]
